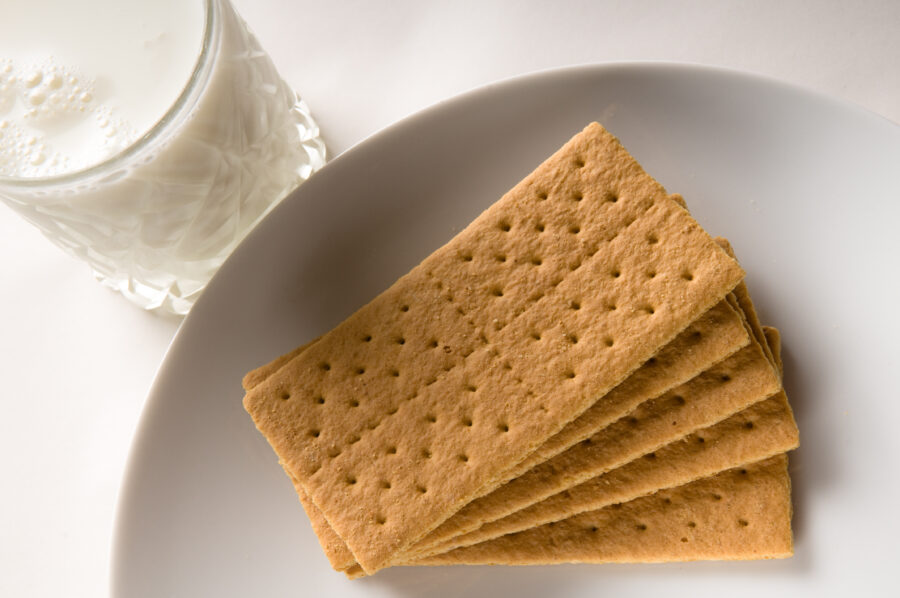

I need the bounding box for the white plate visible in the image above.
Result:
[112,64,900,597]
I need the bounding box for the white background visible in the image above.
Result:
[1,1,897,596]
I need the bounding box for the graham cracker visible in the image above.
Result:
[415,387,797,558]
[243,123,744,573]
[286,297,748,572]
[411,454,793,566]
[411,273,793,559]
[242,342,316,392]
[764,326,783,372]
[406,318,783,559]
[400,297,748,556]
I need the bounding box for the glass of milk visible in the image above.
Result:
[0,0,326,314]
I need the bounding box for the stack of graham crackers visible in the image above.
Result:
[242,123,799,579]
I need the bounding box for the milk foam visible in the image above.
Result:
[0,0,204,177]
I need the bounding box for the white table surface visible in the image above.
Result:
[1,1,897,596]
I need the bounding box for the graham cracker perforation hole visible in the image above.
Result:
[280,391,291,400]
[606,191,618,203]
[564,370,576,380]
[643,306,656,315]
[697,436,705,444]
[390,369,400,377]
[362,334,372,342]
[570,300,581,310]
[568,334,579,344]
[495,254,507,263]
[647,233,659,244]
[426,414,437,423]
[315,396,325,405]
[498,221,511,232]
[461,253,473,262]
[531,332,542,341]
[465,384,477,392]
[628,416,639,425]
[320,362,331,371]
[572,191,584,202]
[531,257,543,266]
[574,158,585,168]
[738,519,749,527]
[380,480,391,489]
[569,225,581,234]
[537,190,548,200]
[386,446,397,455]
[604,337,615,347]
[673,395,686,406]
[712,494,723,501]
[375,515,386,525]
[611,269,621,278]
[417,485,428,494]
[687,521,697,528]
[681,537,688,543]
[645,452,657,460]
[535,223,545,232]
[349,399,360,408]
[458,454,469,463]
[400,305,409,312]
[491,288,504,297]
[462,417,473,427]
[498,423,509,433]
[346,475,357,485]
[636,523,648,531]
[720,374,732,382]
[429,339,439,348]
[396,337,406,345]
[744,421,755,430]
[421,448,432,459]
[589,525,599,533]
[682,272,694,281]
[309,429,320,438]
[646,270,657,279]
[355,367,365,375]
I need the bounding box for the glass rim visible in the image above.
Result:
[0,0,218,189]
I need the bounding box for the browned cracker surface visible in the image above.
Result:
[294,296,750,571]
[411,270,796,559]
[412,454,793,566]
[402,297,748,557]
[408,318,781,558]
[416,388,796,557]
[291,297,749,571]
[243,123,744,573]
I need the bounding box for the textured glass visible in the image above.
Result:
[0,0,326,314]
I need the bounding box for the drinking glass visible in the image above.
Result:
[0,0,326,314]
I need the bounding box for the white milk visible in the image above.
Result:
[0,0,204,177]
[0,0,326,314]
